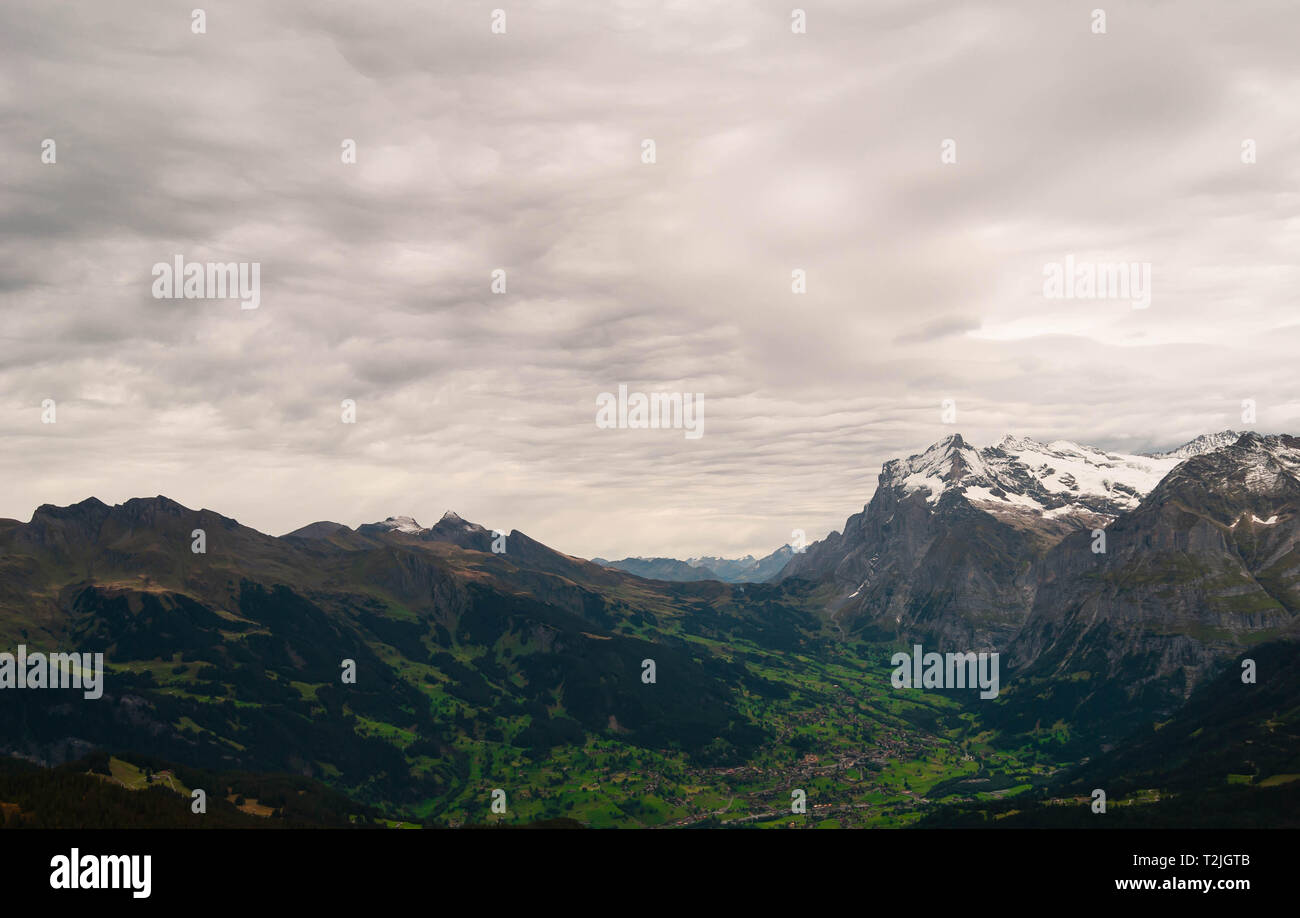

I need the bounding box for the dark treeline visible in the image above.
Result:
[0,752,385,829]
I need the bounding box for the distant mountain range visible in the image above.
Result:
[2,429,1296,827]
[0,491,787,820]
[777,431,1252,642]
[590,546,794,583]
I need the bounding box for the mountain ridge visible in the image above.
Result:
[1,429,1295,826]
[591,545,794,583]
[772,429,1282,650]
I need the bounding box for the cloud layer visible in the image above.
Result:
[3,1,1299,558]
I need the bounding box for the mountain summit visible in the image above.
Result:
[875,432,1214,536]
[1007,432,1300,731]
[776,430,1255,648]
[341,511,494,553]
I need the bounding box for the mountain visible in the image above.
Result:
[357,515,424,535]
[1147,430,1243,460]
[423,510,495,552]
[353,511,496,552]
[922,636,1300,827]
[0,751,381,828]
[2,432,1294,828]
[590,557,721,581]
[283,520,351,540]
[592,545,794,584]
[1064,636,1300,803]
[0,496,826,820]
[688,547,795,583]
[1000,432,1300,737]
[774,431,1246,649]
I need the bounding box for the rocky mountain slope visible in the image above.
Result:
[0,496,827,811]
[2,434,1296,825]
[774,431,1260,650]
[1001,433,1300,730]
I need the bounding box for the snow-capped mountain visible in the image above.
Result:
[590,556,721,581]
[878,433,1209,536]
[1147,430,1243,460]
[355,510,497,552]
[368,515,424,534]
[686,547,795,582]
[592,545,794,583]
[432,510,479,530]
[360,511,485,536]
[776,430,1254,648]
[1009,432,1300,726]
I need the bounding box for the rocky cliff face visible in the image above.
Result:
[1010,433,1300,704]
[780,460,1037,649]
[776,431,1254,653]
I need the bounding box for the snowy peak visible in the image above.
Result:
[880,430,1290,529]
[1220,431,1300,470]
[356,510,497,553]
[881,433,983,496]
[990,437,1179,514]
[1158,432,1300,501]
[884,433,1193,524]
[373,515,423,534]
[363,511,492,537]
[431,510,488,534]
[1148,430,1244,460]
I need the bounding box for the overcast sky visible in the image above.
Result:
[3,1,1299,559]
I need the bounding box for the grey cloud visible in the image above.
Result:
[1,1,1298,559]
